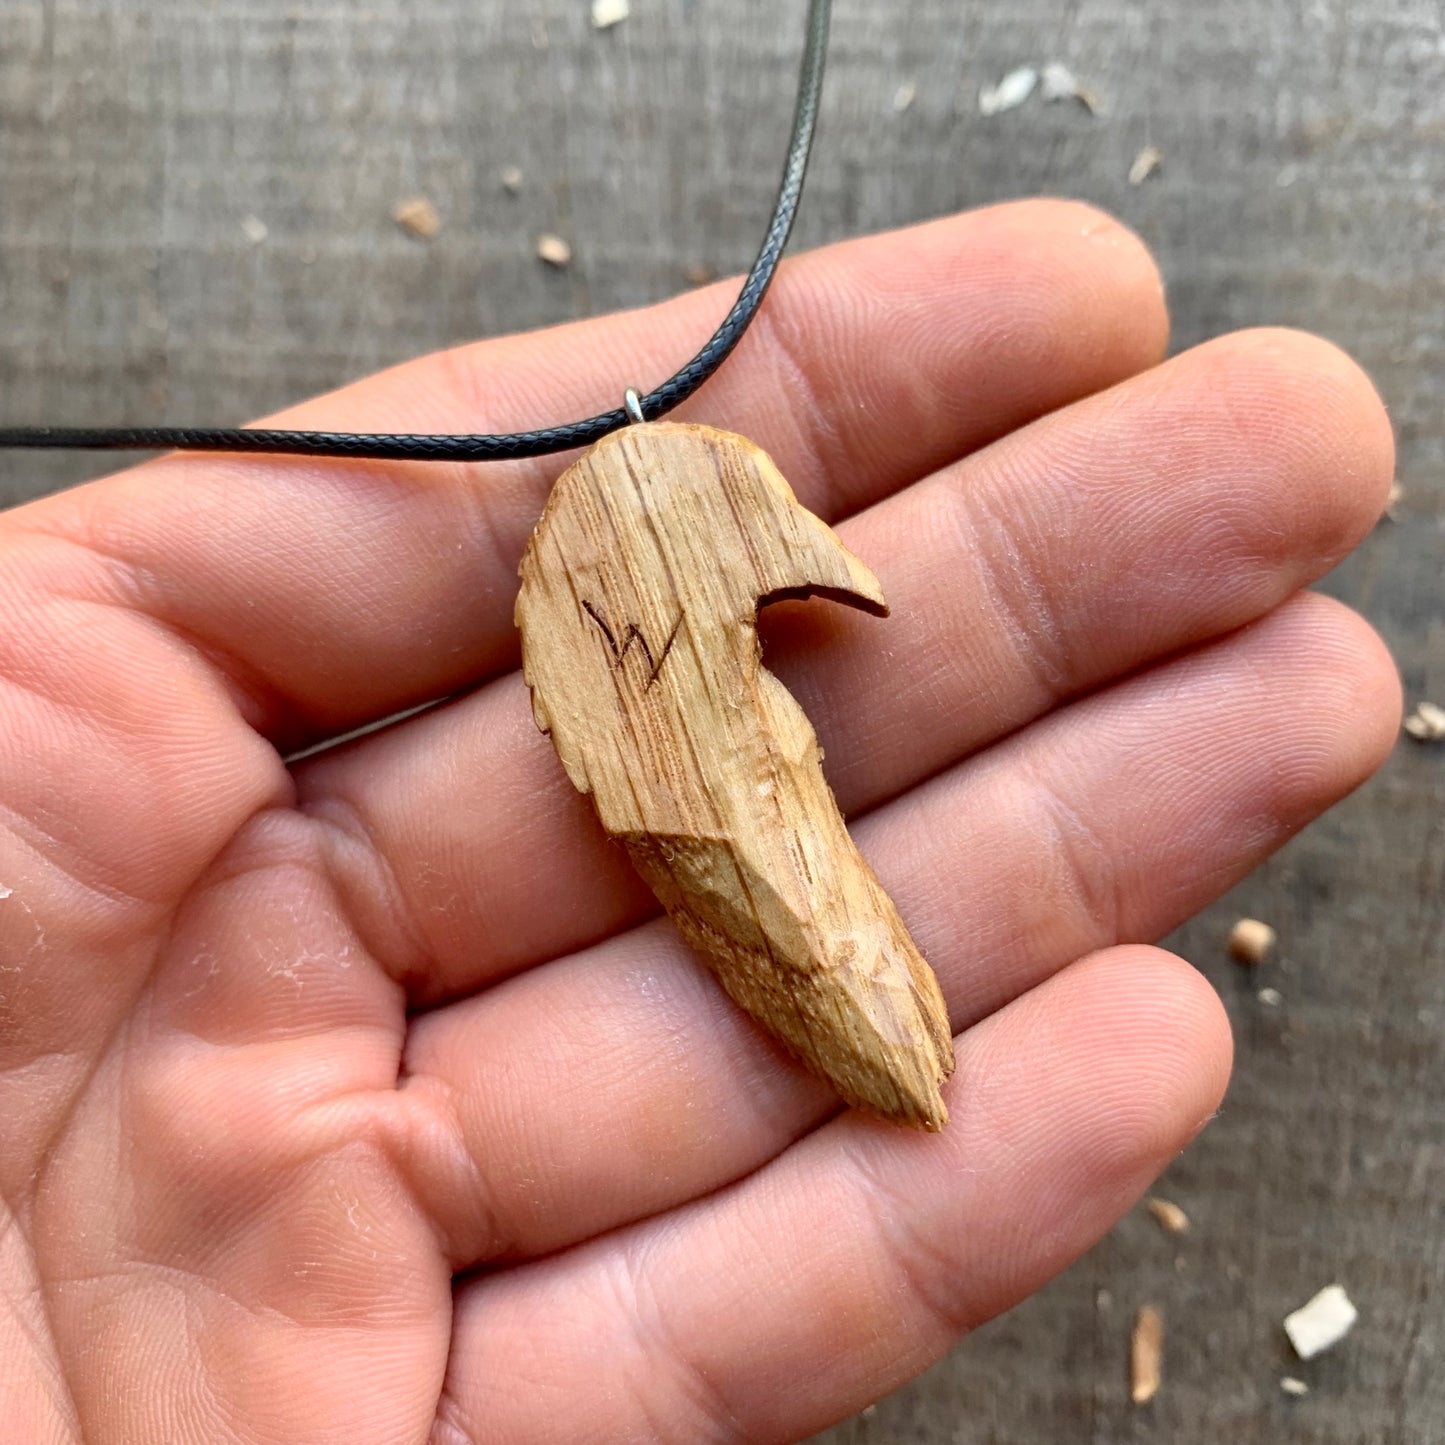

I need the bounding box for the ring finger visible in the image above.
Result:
[396,591,1399,1267]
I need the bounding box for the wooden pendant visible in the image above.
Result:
[516,422,954,1129]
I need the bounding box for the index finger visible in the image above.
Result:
[7,201,1166,750]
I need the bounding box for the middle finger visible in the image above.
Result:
[296,328,1391,999]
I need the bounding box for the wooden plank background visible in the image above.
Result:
[1,1,1441,1440]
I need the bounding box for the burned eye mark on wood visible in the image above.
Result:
[580,599,619,655]
[582,600,683,690]
[582,600,653,672]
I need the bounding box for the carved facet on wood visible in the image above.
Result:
[516,422,954,1128]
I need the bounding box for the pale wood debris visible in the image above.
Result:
[1042,61,1102,113]
[892,81,918,112]
[393,196,441,240]
[1404,700,1445,742]
[516,423,955,1127]
[979,65,1037,116]
[1284,1284,1358,1359]
[1281,1377,1310,1397]
[591,0,629,28]
[501,165,524,194]
[684,262,716,286]
[1147,1197,1190,1235]
[1131,1305,1164,1404]
[535,233,573,268]
[1129,145,1163,185]
[240,215,268,245]
[1228,917,1277,965]
[1383,479,1403,519]
[1257,986,1284,1007]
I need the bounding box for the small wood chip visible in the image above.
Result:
[1128,145,1163,185]
[501,165,524,194]
[393,196,441,240]
[1383,480,1404,520]
[1281,1377,1310,1397]
[1041,61,1103,113]
[979,65,1037,116]
[892,81,918,113]
[1147,1197,1190,1235]
[591,0,629,28]
[1404,700,1445,742]
[241,215,268,245]
[1228,917,1277,965]
[1131,1305,1164,1404]
[1285,1284,1358,1359]
[1258,986,1284,1007]
[536,233,573,268]
[684,262,716,286]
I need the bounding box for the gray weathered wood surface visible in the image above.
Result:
[1,2,1441,1440]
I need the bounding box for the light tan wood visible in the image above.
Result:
[516,421,954,1128]
[1131,1304,1164,1405]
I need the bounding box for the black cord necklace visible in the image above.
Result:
[0,0,829,463]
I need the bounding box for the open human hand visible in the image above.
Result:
[0,202,1400,1443]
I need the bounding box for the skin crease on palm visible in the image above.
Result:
[0,200,1402,1445]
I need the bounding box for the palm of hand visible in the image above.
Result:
[2,205,1398,1445]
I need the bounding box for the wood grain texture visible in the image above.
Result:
[516,422,954,1127]
[0,2,1441,1441]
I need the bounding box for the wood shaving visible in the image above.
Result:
[1128,146,1163,185]
[1147,1197,1190,1235]
[1281,1377,1310,1397]
[684,263,716,286]
[1404,700,1445,742]
[501,165,524,194]
[1131,1305,1163,1404]
[393,196,441,240]
[536,233,573,268]
[1041,61,1102,114]
[240,215,268,245]
[1096,1287,1113,1312]
[1228,917,1277,965]
[1257,986,1284,1007]
[892,81,918,113]
[979,65,1037,117]
[1384,480,1403,519]
[591,0,629,28]
[1284,1284,1358,1359]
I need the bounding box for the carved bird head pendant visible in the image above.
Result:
[516,422,954,1128]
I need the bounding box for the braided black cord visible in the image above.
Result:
[0,0,830,464]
